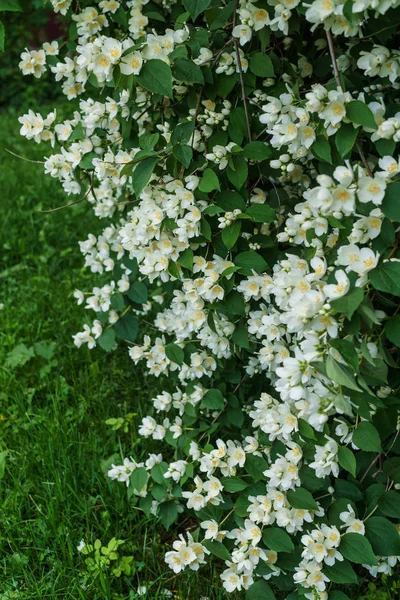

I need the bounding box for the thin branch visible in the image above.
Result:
[233,40,252,142]
[325,30,373,177]
[35,177,93,213]
[5,148,45,164]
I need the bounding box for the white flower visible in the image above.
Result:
[120,51,143,75]
[232,25,252,46]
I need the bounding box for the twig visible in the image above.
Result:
[233,40,252,142]
[35,176,93,213]
[5,148,45,164]
[325,30,373,177]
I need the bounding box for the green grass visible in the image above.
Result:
[0,108,235,600]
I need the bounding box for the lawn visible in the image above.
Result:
[0,108,232,599]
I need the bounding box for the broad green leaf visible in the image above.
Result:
[338,446,357,478]
[262,528,294,553]
[346,100,377,130]
[340,532,377,566]
[365,517,400,556]
[172,58,204,83]
[330,287,364,320]
[173,143,193,168]
[246,580,276,600]
[0,19,3,52]
[335,123,358,157]
[370,261,400,295]
[221,476,249,492]
[323,559,358,584]
[352,421,381,452]
[287,487,318,510]
[128,281,148,304]
[330,339,359,372]
[379,491,400,518]
[132,157,158,197]
[158,500,179,530]
[312,135,332,164]
[216,190,246,212]
[246,204,275,223]
[326,355,361,392]
[165,343,184,365]
[385,315,400,347]
[130,467,148,492]
[137,59,173,98]
[201,388,225,410]
[114,313,139,343]
[199,168,220,192]
[203,540,231,561]
[382,182,400,222]
[249,53,274,77]
[243,141,272,161]
[222,220,241,250]
[227,156,248,190]
[183,0,211,19]
[0,0,21,10]
[234,251,268,275]
[97,328,116,352]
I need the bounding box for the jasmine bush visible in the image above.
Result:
[15,0,400,597]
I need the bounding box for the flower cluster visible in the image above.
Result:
[20,0,400,598]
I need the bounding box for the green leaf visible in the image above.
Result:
[329,593,351,600]
[243,142,272,161]
[235,251,268,275]
[298,418,316,440]
[330,287,364,320]
[172,58,204,83]
[173,144,193,168]
[114,313,139,343]
[139,132,160,151]
[5,343,35,368]
[312,135,332,164]
[382,182,400,222]
[262,528,294,553]
[130,467,148,492]
[202,540,231,561]
[249,53,275,78]
[222,220,241,250]
[177,247,193,270]
[165,343,184,366]
[201,388,225,410]
[136,59,173,98]
[227,156,248,190]
[335,123,358,157]
[97,328,116,352]
[338,446,357,478]
[340,533,377,566]
[365,517,400,556]
[128,281,148,304]
[183,0,211,19]
[326,355,361,392]
[379,491,400,518]
[0,19,4,52]
[246,580,276,600]
[286,488,318,510]
[370,261,400,295]
[199,168,220,193]
[216,190,246,212]
[330,339,359,372]
[158,500,179,530]
[246,204,275,223]
[385,314,400,347]
[244,453,269,481]
[0,0,21,10]
[132,157,158,197]
[323,559,358,584]
[346,101,377,130]
[221,476,249,492]
[171,121,195,145]
[343,0,356,25]
[352,421,382,452]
